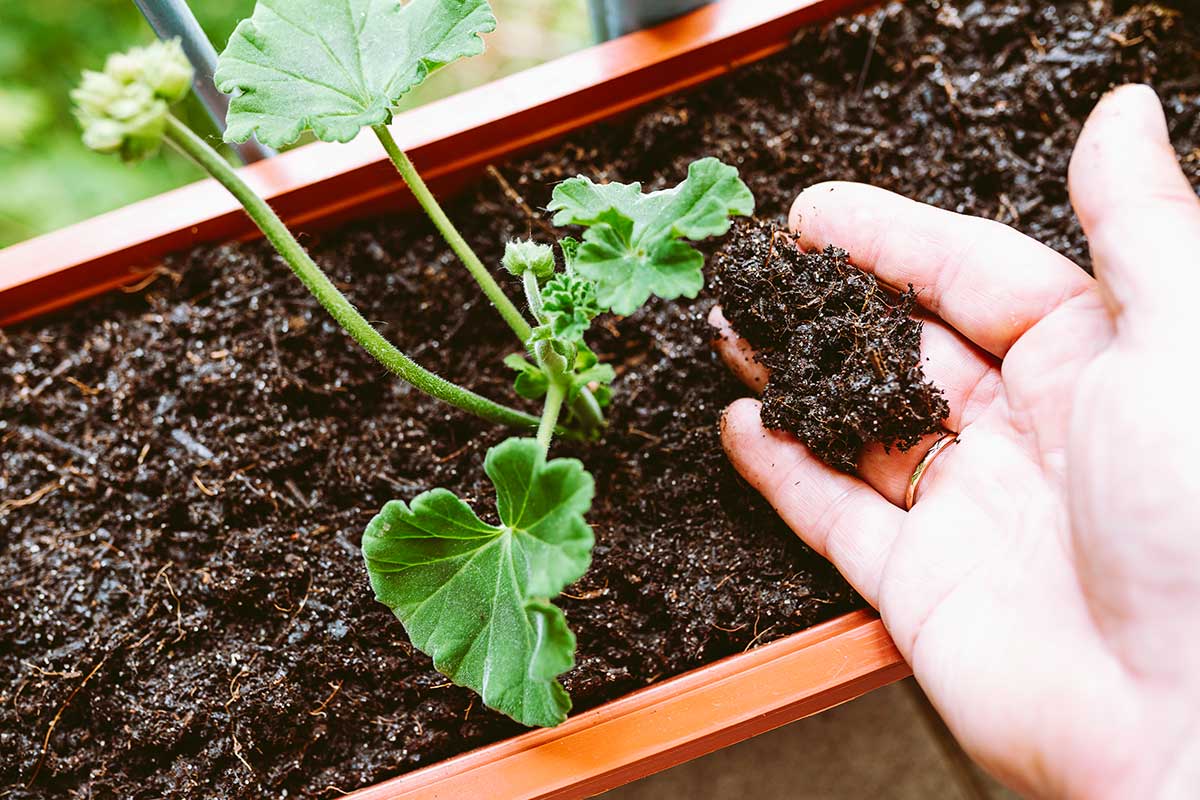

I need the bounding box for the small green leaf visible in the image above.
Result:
[591,383,613,408]
[549,179,645,227]
[506,346,613,410]
[527,326,572,379]
[574,343,601,371]
[548,157,754,315]
[215,0,497,147]
[504,352,549,400]
[569,343,614,403]
[569,362,614,403]
[541,272,601,342]
[362,437,594,727]
[558,237,581,272]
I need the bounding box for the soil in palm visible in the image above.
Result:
[714,219,950,471]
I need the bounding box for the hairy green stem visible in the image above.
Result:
[371,124,606,437]
[372,125,532,341]
[163,114,540,432]
[536,379,566,454]
[523,271,546,324]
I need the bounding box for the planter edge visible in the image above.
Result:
[349,610,906,799]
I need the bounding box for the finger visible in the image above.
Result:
[1068,83,1200,326]
[721,398,905,606]
[708,305,768,392]
[789,182,1095,358]
[857,317,1001,505]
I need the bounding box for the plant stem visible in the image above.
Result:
[371,123,606,437]
[527,269,609,435]
[372,125,532,341]
[163,114,540,432]
[536,379,566,455]
[572,385,604,430]
[523,271,546,324]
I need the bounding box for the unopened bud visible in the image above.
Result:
[72,39,194,163]
[502,239,555,278]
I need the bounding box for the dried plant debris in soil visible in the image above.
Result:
[2,1,1198,797]
[715,219,949,471]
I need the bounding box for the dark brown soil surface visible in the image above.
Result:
[2,1,1197,797]
[715,220,949,471]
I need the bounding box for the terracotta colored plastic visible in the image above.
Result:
[0,0,908,797]
[349,610,905,800]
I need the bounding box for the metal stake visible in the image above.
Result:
[588,0,713,41]
[132,0,273,163]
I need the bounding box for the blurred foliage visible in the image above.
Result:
[0,0,589,247]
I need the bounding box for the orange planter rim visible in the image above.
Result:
[1,1,905,798]
[350,610,905,800]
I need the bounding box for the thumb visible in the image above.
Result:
[1068,84,1200,332]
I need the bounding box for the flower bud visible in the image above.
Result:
[80,118,125,154]
[502,239,555,278]
[72,39,193,163]
[105,52,143,84]
[139,39,194,102]
[72,71,125,119]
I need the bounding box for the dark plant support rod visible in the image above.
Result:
[132,0,273,163]
[588,0,713,40]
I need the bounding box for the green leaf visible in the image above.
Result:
[591,383,613,408]
[541,272,601,343]
[362,437,594,727]
[558,237,581,272]
[568,343,614,404]
[569,361,614,403]
[504,352,549,400]
[505,345,613,416]
[548,157,754,315]
[214,0,497,147]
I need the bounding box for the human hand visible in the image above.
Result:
[712,85,1200,799]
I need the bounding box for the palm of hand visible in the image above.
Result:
[714,86,1200,799]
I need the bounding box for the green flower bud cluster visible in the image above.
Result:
[72,39,194,162]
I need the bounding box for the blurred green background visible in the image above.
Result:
[0,1,590,248]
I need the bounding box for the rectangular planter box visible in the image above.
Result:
[0,1,907,797]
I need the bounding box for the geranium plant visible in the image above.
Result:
[74,0,753,727]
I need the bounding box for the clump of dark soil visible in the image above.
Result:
[2,1,1198,798]
[715,219,949,471]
